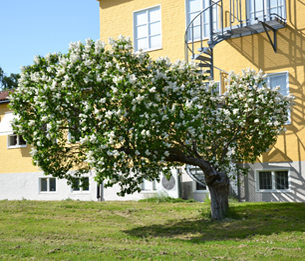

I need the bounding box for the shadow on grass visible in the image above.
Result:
[124,202,305,243]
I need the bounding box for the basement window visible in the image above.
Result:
[141,179,157,191]
[71,177,90,192]
[256,170,290,192]
[40,177,56,192]
[196,182,207,191]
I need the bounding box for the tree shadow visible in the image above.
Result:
[123,203,305,244]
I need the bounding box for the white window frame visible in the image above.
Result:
[255,169,291,193]
[193,181,208,193]
[265,71,290,124]
[71,177,90,193]
[185,0,218,41]
[265,71,289,95]
[246,0,286,22]
[39,177,57,193]
[7,134,27,149]
[133,5,162,52]
[141,179,157,192]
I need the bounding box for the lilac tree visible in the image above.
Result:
[10,36,294,219]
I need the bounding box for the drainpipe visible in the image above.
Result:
[237,170,241,202]
[177,168,182,198]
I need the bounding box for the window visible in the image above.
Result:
[247,0,286,22]
[7,134,27,148]
[134,6,162,52]
[196,182,207,191]
[72,177,89,192]
[258,171,272,189]
[186,0,218,40]
[141,179,157,191]
[187,166,208,192]
[256,170,290,192]
[40,177,56,192]
[266,72,288,98]
[266,72,290,123]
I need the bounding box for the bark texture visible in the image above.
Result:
[205,171,230,220]
[165,151,230,220]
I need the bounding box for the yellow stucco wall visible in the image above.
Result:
[98,0,305,164]
[0,103,39,173]
[216,30,305,164]
[99,0,186,62]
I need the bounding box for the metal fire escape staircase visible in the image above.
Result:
[184,0,287,186]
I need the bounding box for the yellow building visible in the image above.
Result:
[0,91,98,200]
[0,91,181,201]
[1,1,303,202]
[97,0,305,202]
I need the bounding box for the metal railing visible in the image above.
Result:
[244,0,286,24]
[185,0,223,62]
[185,0,287,63]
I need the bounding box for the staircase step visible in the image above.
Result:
[193,54,211,62]
[196,69,211,74]
[197,47,211,55]
[198,63,211,68]
[223,30,232,37]
[208,43,216,48]
[213,34,223,40]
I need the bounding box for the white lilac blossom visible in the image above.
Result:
[9,37,294,199]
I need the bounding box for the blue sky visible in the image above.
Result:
[0,0,100,76]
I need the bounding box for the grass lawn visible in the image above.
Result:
[0,199,304,260]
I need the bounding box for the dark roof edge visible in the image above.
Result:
[0,100,10,104]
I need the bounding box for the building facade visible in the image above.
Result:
[1,0,304,202]
[0,91,184,201]
[97,0,305,202]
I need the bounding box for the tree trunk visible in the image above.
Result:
[206,171,230,220]
[167,153,231,220]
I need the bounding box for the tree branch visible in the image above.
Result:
[192,140,201,158]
